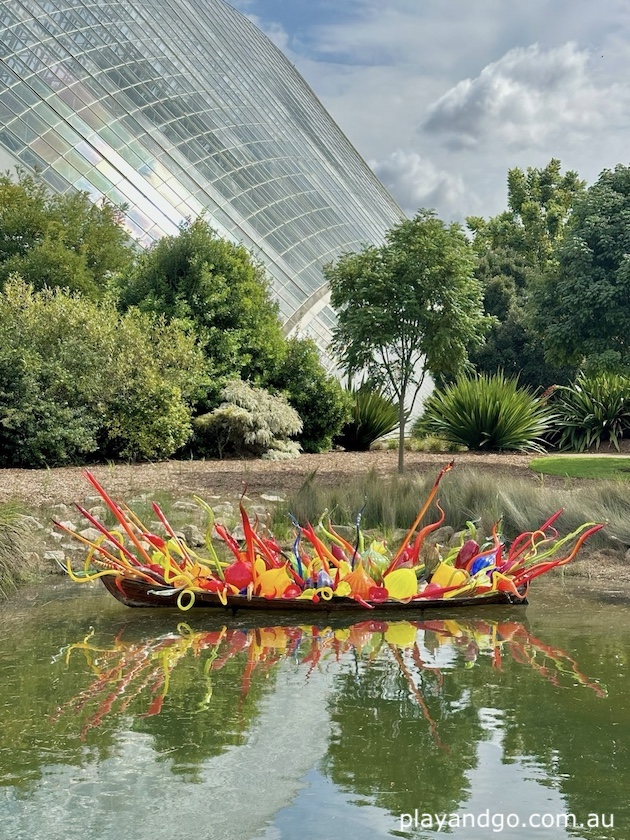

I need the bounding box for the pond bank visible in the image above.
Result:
[1,450,628,595]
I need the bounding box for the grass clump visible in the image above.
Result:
[271,466,629,553]
[414,371,554,452]
[335,388,399,452]
[0,503,32,598]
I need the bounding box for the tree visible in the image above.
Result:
[467,160,584,389]
[119,217,287,403]
[533,164,630,372]
[467,246,574,389]
[0,170,134,296]
[325,210,491,472]
[467,158,585,267]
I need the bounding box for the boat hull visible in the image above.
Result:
[100,574,527,612]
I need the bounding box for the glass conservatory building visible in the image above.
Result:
[0,0,403,349]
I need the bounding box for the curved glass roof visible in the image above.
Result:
[0,0,403,348]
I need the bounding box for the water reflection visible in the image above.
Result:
[53,617,606,737]
[1,594,626,840]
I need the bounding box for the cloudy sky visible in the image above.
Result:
[230,0,630,222]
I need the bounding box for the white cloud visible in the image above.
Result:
[370,150,467,220]
[234,2,630,218]
[421,43,625,150]
[244,13,293,54]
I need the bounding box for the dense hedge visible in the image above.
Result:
[0,279,208,465]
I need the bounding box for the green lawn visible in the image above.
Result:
[529,455,630,480]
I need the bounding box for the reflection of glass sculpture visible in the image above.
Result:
[58,465,603,611]
[53,618,606,738]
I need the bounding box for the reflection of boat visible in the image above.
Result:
[100,572,525,611]
[59,465,604,613]
[53,617,606,737]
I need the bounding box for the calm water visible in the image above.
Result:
[0,579,627,840]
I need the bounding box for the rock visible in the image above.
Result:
[181,524,205,547]
[448,530,468,548]
[79,527,103,542]
[46,530,64,543]
[173,501,199,512]
[56,520,77,532]
[248,505,269,518]
[260,493,285,503]
[329,525,356,541]
[213,503,234,518]
[391,528,409,545]
[50,504,69,514]
[231,524,245,541]
[61,542,85,553]
[87,506,107,519]
[43,550,66,565]
[21,515,44,530]
[425,526,455,546]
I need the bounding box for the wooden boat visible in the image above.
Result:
[101,573,527,613]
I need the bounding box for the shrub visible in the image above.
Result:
[267,337,352,453]
[0,278,207,465]
[549,372,630,451]
[0,170,134,297]
[414,371,554,452]
[335,387,400,451]
[193,380,302,458]
[271,338,352,452]
[119,217,287,399]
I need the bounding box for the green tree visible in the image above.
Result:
[325,210,491,472]
[468,158,585,267]
[120,217,287,402]
[266,336,352,453]
[533,164,630,373]
[467,160,584,389]
[0,171,133,296]
[467,246,573,388]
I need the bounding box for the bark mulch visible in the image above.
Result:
[0,450,538,508]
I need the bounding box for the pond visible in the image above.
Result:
[0,578,627,840]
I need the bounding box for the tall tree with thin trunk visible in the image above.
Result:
[326,210,491,472]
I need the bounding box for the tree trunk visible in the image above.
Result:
[398,391,406,473]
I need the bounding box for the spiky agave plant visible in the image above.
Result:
[335,387,400,451]
[550,372,630,452]
[415,371,555,452]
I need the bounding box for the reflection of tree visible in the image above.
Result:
[0,609,122,791]
[321,618,610,831]
[1,606,613,828]
[322,631,484,819]
[51,625,283,782]
[469,624,627,834]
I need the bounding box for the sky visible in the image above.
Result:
[230,0,630,223]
